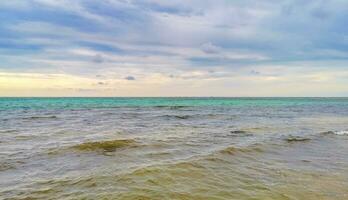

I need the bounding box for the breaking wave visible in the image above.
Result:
[322,130,348,136]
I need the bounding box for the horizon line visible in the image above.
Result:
[1,96,348,98]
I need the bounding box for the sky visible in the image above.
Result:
[0,0,348,97]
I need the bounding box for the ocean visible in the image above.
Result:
[1,97,348,199]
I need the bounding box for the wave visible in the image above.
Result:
[230,130,247,134]
[284,135,311,142]
[228,130,253,137]
[0,162,15,171]
[334,130,348,135]
[321,130,348,136]
[23,116,58,120]
[161,115,192,120]
[153,105,189,110]
[161,114,221,120]
[219,144,264,155]
[72,139,138,152]
[0,129,18,133]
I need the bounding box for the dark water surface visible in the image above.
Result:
[1,98,348,199]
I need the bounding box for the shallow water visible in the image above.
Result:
[1,98,348,199]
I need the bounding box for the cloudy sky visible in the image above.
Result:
[0,0,348,96]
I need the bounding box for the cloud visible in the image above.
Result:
[125,76,136,81]
[92,54,104,63]
[1,0,348,96]
[200,42,220,54]
[250,70,261,75]
[97,81,107,85]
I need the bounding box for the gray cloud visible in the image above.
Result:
[92,54,104,63]
[250,70,261,75]
[97,81,107,85]
[125,76,136,80]
[200,42,220,54]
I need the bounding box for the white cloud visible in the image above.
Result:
[201,42,220,54]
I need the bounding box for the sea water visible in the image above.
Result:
[1,98,348,199]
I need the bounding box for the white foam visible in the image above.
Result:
[334,130,348,135]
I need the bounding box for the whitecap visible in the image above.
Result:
[323,130,348,136]
[334,130,348,135]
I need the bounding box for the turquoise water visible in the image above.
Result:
[1,97,348,110]
[1,98,348,199]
